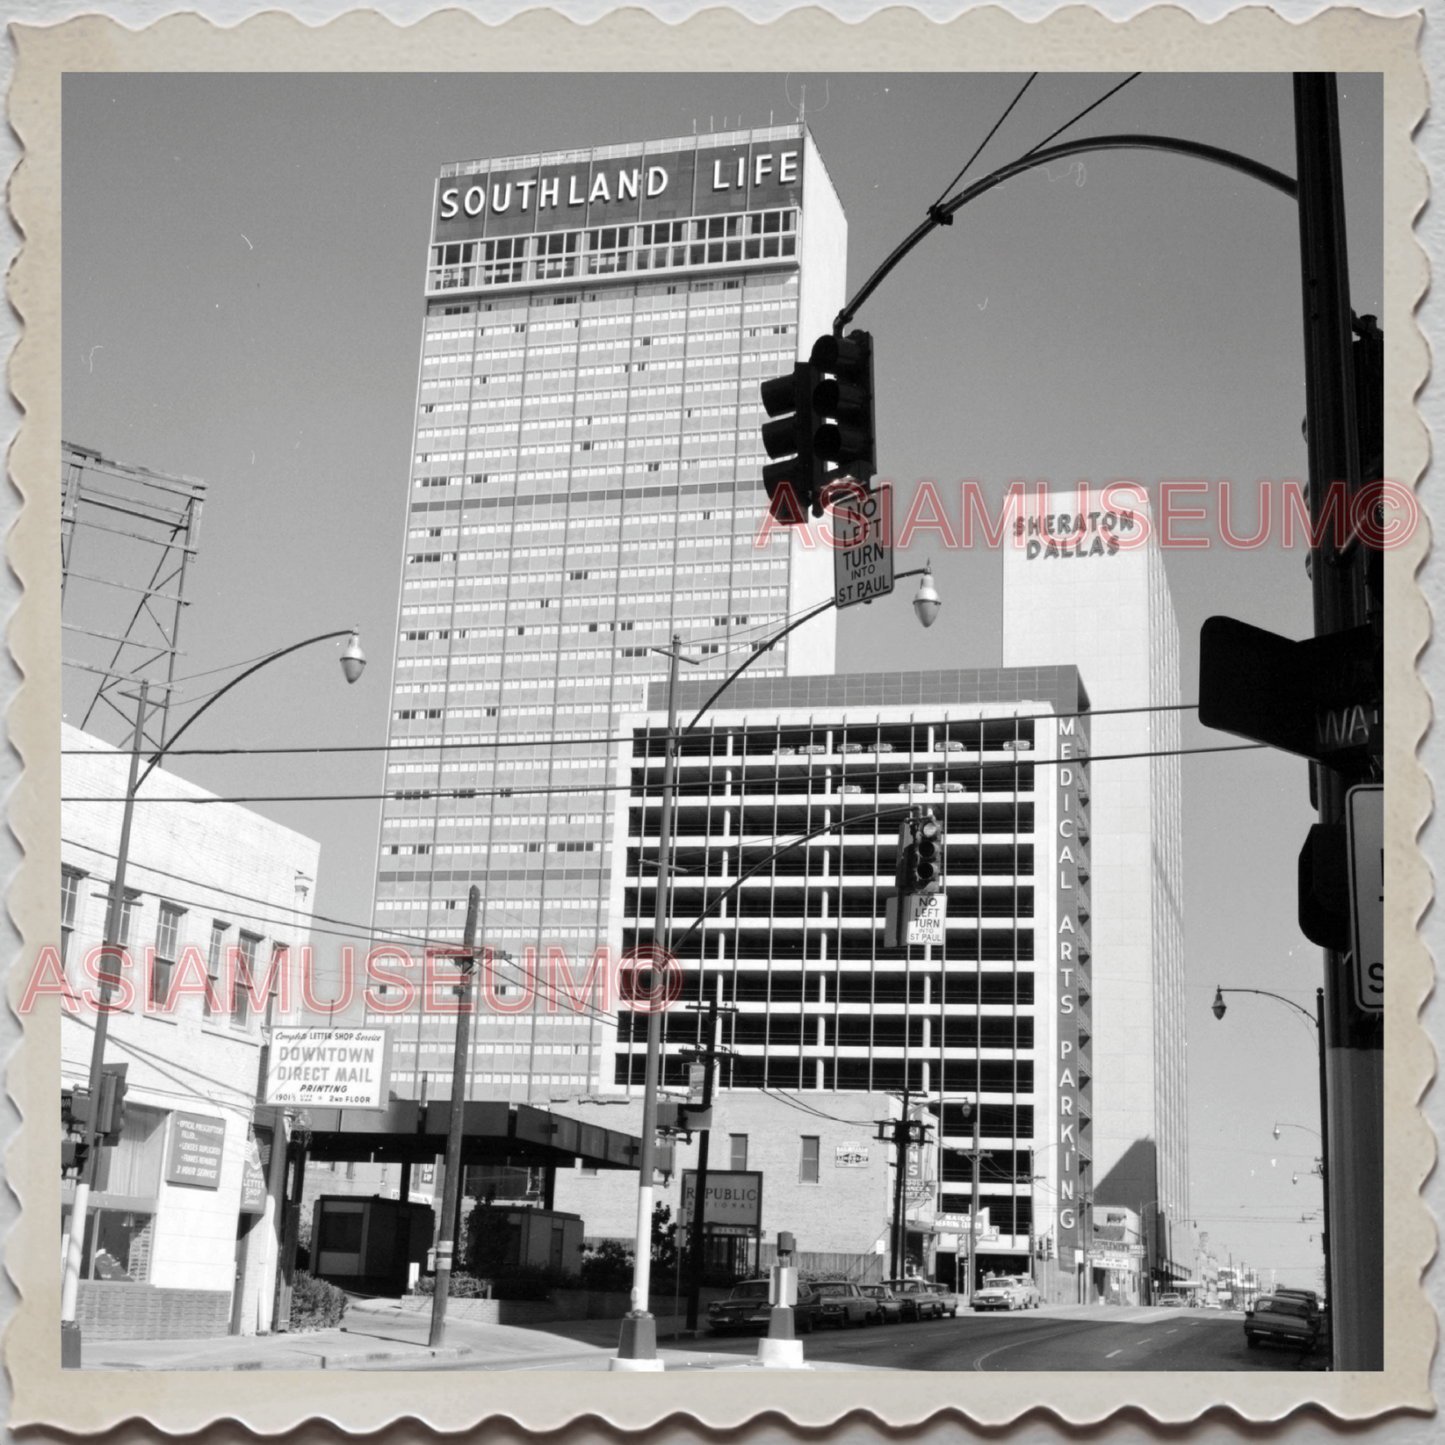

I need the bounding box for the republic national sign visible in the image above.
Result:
[264,1028,389,1109]
[680,1170,763,1234]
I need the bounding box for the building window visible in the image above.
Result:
[232,932,262,1028]
[799,1136,820,1185]
[61,867,86,966]
[204,921,229,1017]
[151,903,185,1008]
[729,1134,748,1172]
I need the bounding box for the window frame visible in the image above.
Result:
[151,902,186,1009]
[799,1134,821,1185]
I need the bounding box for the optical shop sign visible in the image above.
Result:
[264,1028,389,1109]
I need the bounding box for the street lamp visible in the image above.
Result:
[614,577,945,1368]
[1211,984,1332,1329]
[60,628,364,1367]
[912,568,941,628]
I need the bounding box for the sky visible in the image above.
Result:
[60,71,1382,1291]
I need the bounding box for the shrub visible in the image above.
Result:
[415,1271,491,1299]
[289,1270,347,1331]
[579,1238,634,1293]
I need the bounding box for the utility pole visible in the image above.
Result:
[966,1095,981,1304]
[878,1092,932,1281]
[684,998,721,1332]
[428,885,481,1348]
[892,1089,909,1279]
[614,634,693,1369]
[1293,72,1383,1371]
[61,679,149,1368]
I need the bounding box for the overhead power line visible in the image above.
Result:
[61,740,1267,805]
[61,699,1204,758]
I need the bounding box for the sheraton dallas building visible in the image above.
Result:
[366,126,842,1099]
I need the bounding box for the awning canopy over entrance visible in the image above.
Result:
[299,1100,640,1172]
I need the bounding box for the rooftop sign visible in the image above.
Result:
[435,139,805,243]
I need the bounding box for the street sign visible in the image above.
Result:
[1198,616,1380,773]
[1347,783,1384,1013]
[833,485,893,610]
[911,892,946,947]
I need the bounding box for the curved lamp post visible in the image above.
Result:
[1211,984,1331,1311]
[615,576,942,1367]
[61,629,365,1363]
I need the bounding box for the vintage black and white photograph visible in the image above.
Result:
[9,6,1432,1434]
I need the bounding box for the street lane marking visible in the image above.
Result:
[1106,1349,1123,1358]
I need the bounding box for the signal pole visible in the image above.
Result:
[683,998,722,1332]
[1293,72,1383,1371]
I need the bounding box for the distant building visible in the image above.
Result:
[61,725,319,1339]
[365,123,845,1103]
[1002,487,1191,1291]
[554,666,1094,1301]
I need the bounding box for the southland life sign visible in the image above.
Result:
[433,133,807,243]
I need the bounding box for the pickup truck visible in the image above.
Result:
[1244,1294,1321,1351]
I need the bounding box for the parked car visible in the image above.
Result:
[858,1283,905,1324]
[941,781,966,792]
[1158,1293,1186,1308]
[972,1274,1040,1311]
[936,741,965,752]
[1244,1294,1322,1351]
[810,1279,873,1328]
[897,781,930,793]
[707,1279,819,1335]
[799,743,827,755]
[886,1278,948,1320]
[869,742,895,753]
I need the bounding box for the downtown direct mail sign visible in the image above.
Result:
[264,1028,389,1109]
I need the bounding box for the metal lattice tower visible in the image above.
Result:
[61,441,205,752]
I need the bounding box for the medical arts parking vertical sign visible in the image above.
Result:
[264,1028,390,1109]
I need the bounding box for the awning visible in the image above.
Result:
[300,1100,640,1172]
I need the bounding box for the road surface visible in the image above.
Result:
[669,1305,1328,1371]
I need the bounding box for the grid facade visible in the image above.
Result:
[605,668,1093,1277]
[367,126,845,1102]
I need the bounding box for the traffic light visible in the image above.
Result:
[810,330,876,486]
[894,819,918,899]
[914,814,943,896]
[61,1139,90,1178]
[760,362,824,521]
[97,1064,128,1146]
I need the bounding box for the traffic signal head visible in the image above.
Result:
[914,815,943,895]
[97,1064,129,1145]
[760,363,824,521]
[810,330,876,484]
[894,820,918,898]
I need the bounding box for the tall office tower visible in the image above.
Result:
[1001,487,1190,1289]
[366,126,844,1103]
[591,668,1097,1303]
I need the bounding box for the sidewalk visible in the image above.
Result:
[80,1297,882,1372]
